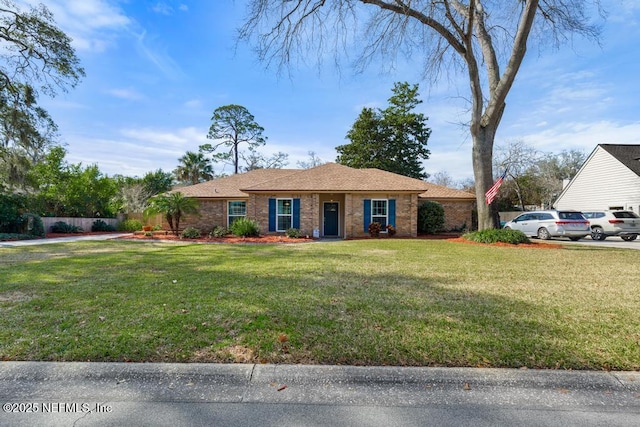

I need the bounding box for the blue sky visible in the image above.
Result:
[29,0,640,183]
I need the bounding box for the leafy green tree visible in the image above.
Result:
[173,151,214,185]
[202,104,266,174]
[27,146,117,217]
[145,192,199,236]
[142,169,173,195]
[336,82,431,179]
[239,0,603,229]
[0,1,84,191]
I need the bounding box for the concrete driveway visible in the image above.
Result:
[0,234,132,248]
[550,236,640,250]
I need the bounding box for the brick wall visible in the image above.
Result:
[248,194,319,237]
[170,199,227,233]
[440,201,474,231]
[346,193,419,238]
[178,194,471,237]
[419,199,475,232]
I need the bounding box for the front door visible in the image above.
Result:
[323,202,339,236]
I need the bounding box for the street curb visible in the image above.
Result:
[1,362,639,408]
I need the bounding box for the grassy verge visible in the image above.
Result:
[0,240,638,370]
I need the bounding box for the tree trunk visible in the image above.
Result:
[472,124,499,230]
[166,213,175,235]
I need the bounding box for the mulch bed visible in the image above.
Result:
[11,231,562,248]
[446,236,563,249]
[118,233,314,244]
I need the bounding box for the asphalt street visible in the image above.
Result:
[0,362,639,427]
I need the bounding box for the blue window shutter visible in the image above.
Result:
[389,199,396,227]
[293,198,301,229]
[363,199,371,233]
[268,198,276,232]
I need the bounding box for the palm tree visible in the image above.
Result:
[173,151,214,185]
[145,192,199,235]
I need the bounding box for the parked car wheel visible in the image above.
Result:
[537,227,551,240]
[621,235,638,241]
[591,226,606,241]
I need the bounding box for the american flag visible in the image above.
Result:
[485,169,508,205]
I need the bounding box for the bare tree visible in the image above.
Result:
[494,140,542,210]
[240,151,289,171]
[428,171,456,188]
[118,183,151,214]
[239,0,603,229]
[297,151,325,169]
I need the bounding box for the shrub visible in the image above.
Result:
[386,224,397,236]
[19,213,45,237]
[91,219,116,232]
[230,217,260,237]
[0,233,35,241]
[181,227,201,239]
[418,201,445,234]
[0,194,27,233]
[50,221,82,233]
[210,226,230,238]
[152,224,163,231]
[368,222,381,237]
[463,228,530,245]
[117,219,143,232]
[285,228,301,238]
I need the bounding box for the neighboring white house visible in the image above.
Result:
[554,144,640,212]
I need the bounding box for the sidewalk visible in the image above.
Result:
[0,234,132,247]
[1,362,638,426]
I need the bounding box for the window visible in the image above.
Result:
[228,201,246,226]
[277,199,293,231]
[371,199,388,230]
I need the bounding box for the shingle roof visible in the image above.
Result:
[173,163,474,199]
[419,183,476,200]
[240,163,430,192]
[172,169,297,198]
[599,144,640,176]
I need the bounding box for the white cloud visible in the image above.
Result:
[23,0,131,53]
[151,1,189,16]
[134,30,185,80]
[64,127,210,177]
[106,88,144,100]
[183,99,203,109]
[520,120,640,154]
[151,2,173,16]
[120,127,208,151]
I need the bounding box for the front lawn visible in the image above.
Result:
[0,240,638,370]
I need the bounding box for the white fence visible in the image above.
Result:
[41,217,120,232]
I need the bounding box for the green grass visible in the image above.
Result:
[0,239,638,370]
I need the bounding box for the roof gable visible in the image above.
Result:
[599,144,640,176]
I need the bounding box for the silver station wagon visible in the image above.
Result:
[503,210,590,241]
